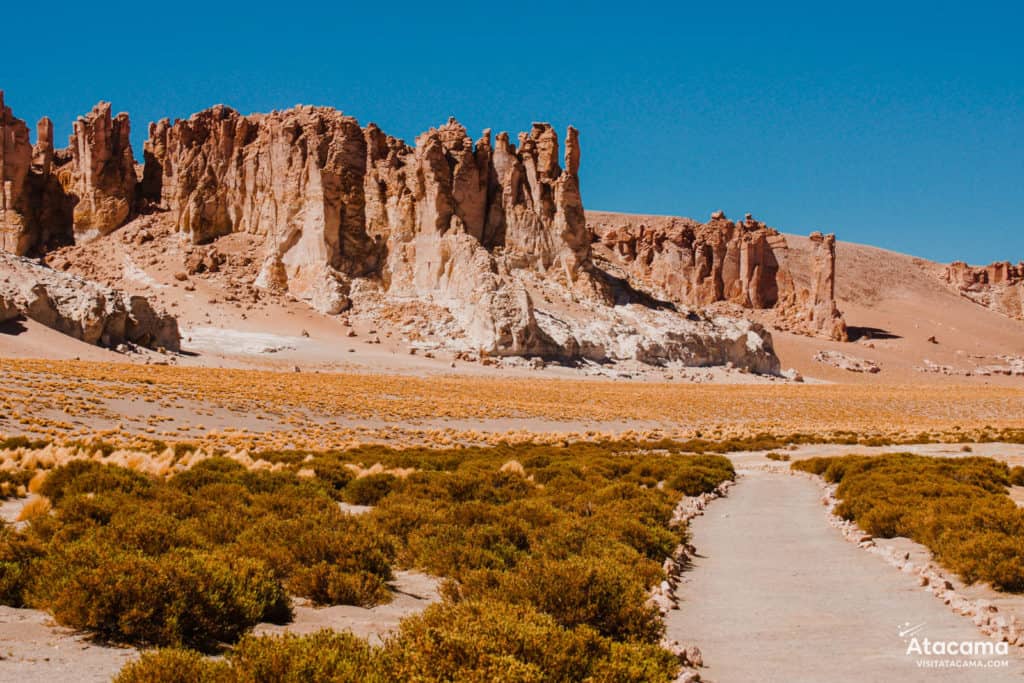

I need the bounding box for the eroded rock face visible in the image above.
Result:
[2,94,786,371]
[0,251,179,350]
[592,212,790,308]
[942,261,1024,320]
[804,232,848,341]
[590,211,848,341]
[63,102,138,240]
[0,94,126,255]
[0,293,18,323]
[143,105,379,310]
[143,109,604,355]
[0,91,34,255]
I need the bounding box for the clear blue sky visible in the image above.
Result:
[3,1,1020,263]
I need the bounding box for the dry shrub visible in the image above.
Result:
[16,496,50,522]
[794,454,1024,591]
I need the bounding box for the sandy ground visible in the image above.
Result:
[0,570,439,683]
[668,468,1024,682]
[252,570,440,644]
[1012,488,1024,508]
[0,607,136,683]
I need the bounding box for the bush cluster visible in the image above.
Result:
[1,458,393,649]
[1010,466,1024,487]
[117,600,679,683]
[3,440,734,678]
[794,454,1024,591]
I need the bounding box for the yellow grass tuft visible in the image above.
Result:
[27,470,47,494]
[499,460,526,476]
[16,495,51,521]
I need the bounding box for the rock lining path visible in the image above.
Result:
[668,467,1024,682]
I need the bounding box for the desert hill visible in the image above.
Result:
[779,233,1024,383]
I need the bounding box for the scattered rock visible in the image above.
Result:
[813,350,880,373]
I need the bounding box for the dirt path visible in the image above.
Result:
[668,468,1024,682]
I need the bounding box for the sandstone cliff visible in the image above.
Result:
[589,211,848,341]
[63,102,138,240]
[0,92,134,255]
[942,260,1024,320]
[139,106,613,358]
[0,91,34,255]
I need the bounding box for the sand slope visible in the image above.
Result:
[779,235,1024,384]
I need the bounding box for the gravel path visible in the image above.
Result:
[668,468,1024,682]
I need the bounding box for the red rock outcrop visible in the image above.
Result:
[1,94,129,254]
[61,102,137,239]
[0,91,34,255]
[2,94,785,371]
[942,260,1024,320]
[592,211,792,308]
[590,211,848,341]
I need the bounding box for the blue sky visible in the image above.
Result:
[3,1,1020,263]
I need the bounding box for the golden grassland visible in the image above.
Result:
[2,358,1024,454]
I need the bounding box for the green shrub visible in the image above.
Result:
[459,556,664,642]
[795,454,1024,592]
[1010,466,1024,487]
[229,630,382,683]
[382,599,678,682]
[0,469,33,499]
[0,436,48,451]
[343,473,398,505]
[115,649,233,683]
[5,441,736,673]
[0,525,44,606]
[288,566,390,607]
[35,545,289,649]
[39,461,154,504]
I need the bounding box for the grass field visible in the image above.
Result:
[2,359,1024,452]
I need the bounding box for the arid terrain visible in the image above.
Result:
[2,91,1024,682]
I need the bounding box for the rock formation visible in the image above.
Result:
[0,292,18,324]
[62,102,137,239]
[942,260,1024,320]
[813,350,879,373]
[140,107,612,358]
[0,91,34,255]
[2,93,792,371]
[0,251,179,350]
[592,211,791,308]
[0,93,128,255]
[590,211,848,341]
[803,232,848,340]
